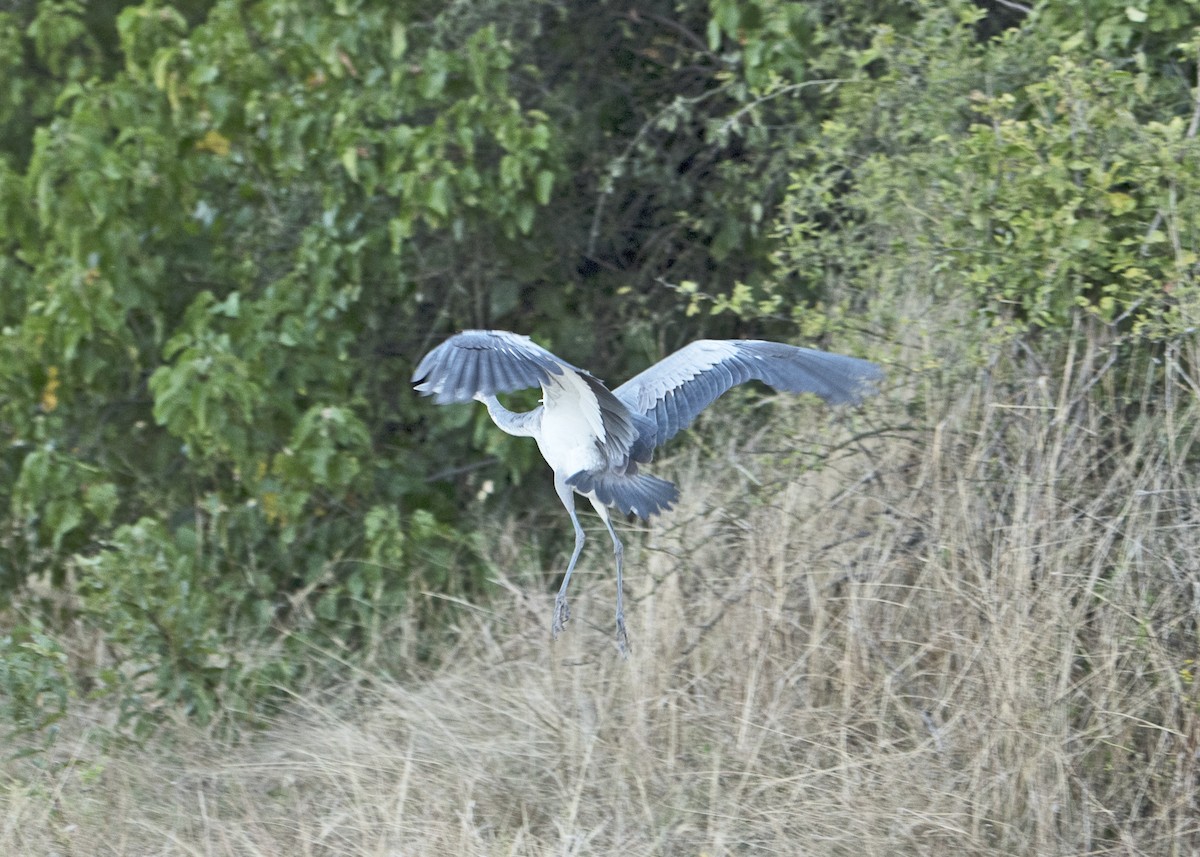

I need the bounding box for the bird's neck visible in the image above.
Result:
[476,393,541,438]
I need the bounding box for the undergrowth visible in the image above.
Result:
[4,315,1198,856]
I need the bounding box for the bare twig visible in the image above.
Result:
[632,9,717,59]
[587,78,850,258]
[587,86,730,258]
[991,0,1033,14]
[716,78,849,138]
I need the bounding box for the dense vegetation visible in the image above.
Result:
[10,347,1199,853]
[1,0,1196,759]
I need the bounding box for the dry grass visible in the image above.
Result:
[5,327,1199,856]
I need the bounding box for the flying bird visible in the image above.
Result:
[412,330,883,653]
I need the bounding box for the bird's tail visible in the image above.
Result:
[568,470,678,520]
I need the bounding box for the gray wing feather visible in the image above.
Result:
[413,330,644,468]
[576,372,643,469]
[615,339,884,450]
[412,330,576,404]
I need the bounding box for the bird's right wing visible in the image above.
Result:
[413,330,647,469]
[614,339,883,450]
[411,330,577,404]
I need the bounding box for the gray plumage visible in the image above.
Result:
[412,329,883,653]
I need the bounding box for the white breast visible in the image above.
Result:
[535,370,608,477]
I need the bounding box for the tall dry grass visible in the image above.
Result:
[5,326,1199,856]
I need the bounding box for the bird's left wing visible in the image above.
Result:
[614,339,883,450]
[411,330,577,404]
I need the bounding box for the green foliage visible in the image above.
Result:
[763,2,1199,341]
[1,0,556,727]
[0,617,71,745]
[946,53,1200,334]
[2,0,1198,734]
[77,518,254,726]
[12,449,116,561]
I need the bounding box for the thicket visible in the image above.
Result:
[1,0,1197,734]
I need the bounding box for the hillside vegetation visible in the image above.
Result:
[1,1,1198,853]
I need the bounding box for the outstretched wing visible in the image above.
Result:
[614,339,884,451]
[411,330,575,404]
[412,329,644,470]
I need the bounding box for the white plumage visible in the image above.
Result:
[413,329,883,653]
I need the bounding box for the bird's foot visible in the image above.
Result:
[615,612,630,658]
[551,594,571,639]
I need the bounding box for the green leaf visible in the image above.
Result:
[341,146,359,182]
[515,202,534,235]
[391,23,407,59]
[83,482,119,522]
[707,17,721,52]
[1105,192,1136,215]
[534,169,554,205]
[428,175,450,218]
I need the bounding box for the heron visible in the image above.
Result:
[412,330,883,653]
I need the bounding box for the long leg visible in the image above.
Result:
[551,472,586,639]
[590,498,629,656]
